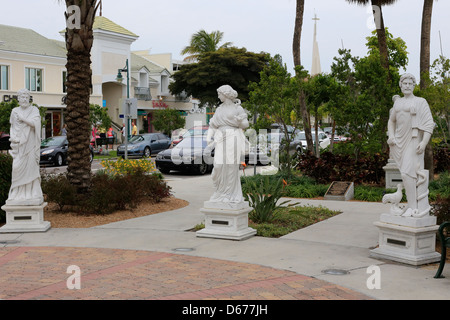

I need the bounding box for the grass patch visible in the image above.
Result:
[94,150,118,160]
[194,205,341,238]
[249,205,341,238]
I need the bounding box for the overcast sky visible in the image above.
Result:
[1,0,449,78]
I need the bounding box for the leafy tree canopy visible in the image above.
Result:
[169,47,269,107]
[89,104,111,130]
[152,108,186,136]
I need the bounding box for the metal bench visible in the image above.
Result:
[95,137,114,148]
[434,221,450,279]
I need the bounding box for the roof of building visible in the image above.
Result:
[0,24,66,58]
[131,52,166,75]
[93,16,138,38]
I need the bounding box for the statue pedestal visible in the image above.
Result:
[370,214,440,265]
[0,202,51,233]
[383,159,403,189]
[196,201,256,241]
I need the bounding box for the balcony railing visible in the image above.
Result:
[134,87,151,101]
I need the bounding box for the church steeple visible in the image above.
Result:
[311,13,321,76]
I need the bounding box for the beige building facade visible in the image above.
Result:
[0,16,205,140]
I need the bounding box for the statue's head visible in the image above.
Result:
[399,73,416,95]
[399,73,416,87]
[17,88,31,107]
[217,85,238,101]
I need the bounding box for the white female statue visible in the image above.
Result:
[6,89,44,206]
[207,85,249,206]
[387,73,434,218]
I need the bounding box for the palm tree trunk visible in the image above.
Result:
[64,0,99,193]
[420,0,434,90]
[293,0,314,154]
[420,0,435,181]
[372,0,390,77]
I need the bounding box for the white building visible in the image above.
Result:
[0,15,205,139]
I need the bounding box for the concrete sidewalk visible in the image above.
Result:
[0,170,449,300]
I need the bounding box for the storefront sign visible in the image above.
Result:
[3,95,33,103]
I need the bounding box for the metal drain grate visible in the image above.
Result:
[172,248,195,252]
[0,240,20,245]
[322,269,349,275]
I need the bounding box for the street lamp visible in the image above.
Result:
[116,59,131,159]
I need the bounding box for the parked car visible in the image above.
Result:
[170,126,209,148]
[0,132,10,151]
[292,130,330,151]
[155,135,214,175]
[40,136,94,166]
[117,133,171,158]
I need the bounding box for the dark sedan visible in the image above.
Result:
[40,136,94,166]
[155,135,214,175]
[117,133,171,158]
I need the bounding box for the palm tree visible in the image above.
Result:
[181,30,232,62]
[420,0,436,180]
[346,0,398,75]
[420,0,435,90]
[62,0,100,193]
[292,0,314,154]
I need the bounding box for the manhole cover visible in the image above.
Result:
[0,240,20,244]
[322,269,349,275]
[172,248,195,252]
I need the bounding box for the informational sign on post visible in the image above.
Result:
[122,98,138,119]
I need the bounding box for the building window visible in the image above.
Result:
[25,67,43,92]
[0,65,8,90]
[62,71,67,93]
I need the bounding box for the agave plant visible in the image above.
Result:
[244,176,299,223]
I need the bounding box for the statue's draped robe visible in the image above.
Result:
[208,104,248,204]
[7,106,43,205]
[390,96,434,180]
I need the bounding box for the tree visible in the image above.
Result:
[303,73,337,157]
[152,108,186,136]
[62,0,100,193]
[420,0,435,90]
[329,30,408,159]
[418,55,450,147]
[346,0,398,78]
[89,104,111,131]
[181,30,232,62]
[244,55,304,177]
[419,0,436,180]
[292,0,314,154]
[169,47,268,107]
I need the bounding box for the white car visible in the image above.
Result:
[293,130,330,151]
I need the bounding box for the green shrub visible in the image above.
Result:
[42,173,77,211]
[430,171,450,201]
[431,196,450,225]
[296,151,388,185]
[0,153,12,222]
[42,170,171,215]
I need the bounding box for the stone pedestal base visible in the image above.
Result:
[196,201,256,241]
[370,214,440,265]
[0,202,51,233]
[383,159,403,189]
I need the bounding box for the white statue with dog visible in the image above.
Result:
[383,73,435,218]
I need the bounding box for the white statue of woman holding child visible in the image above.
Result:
[206,85,249,206]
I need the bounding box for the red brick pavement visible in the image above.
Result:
[0,247,372,301]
